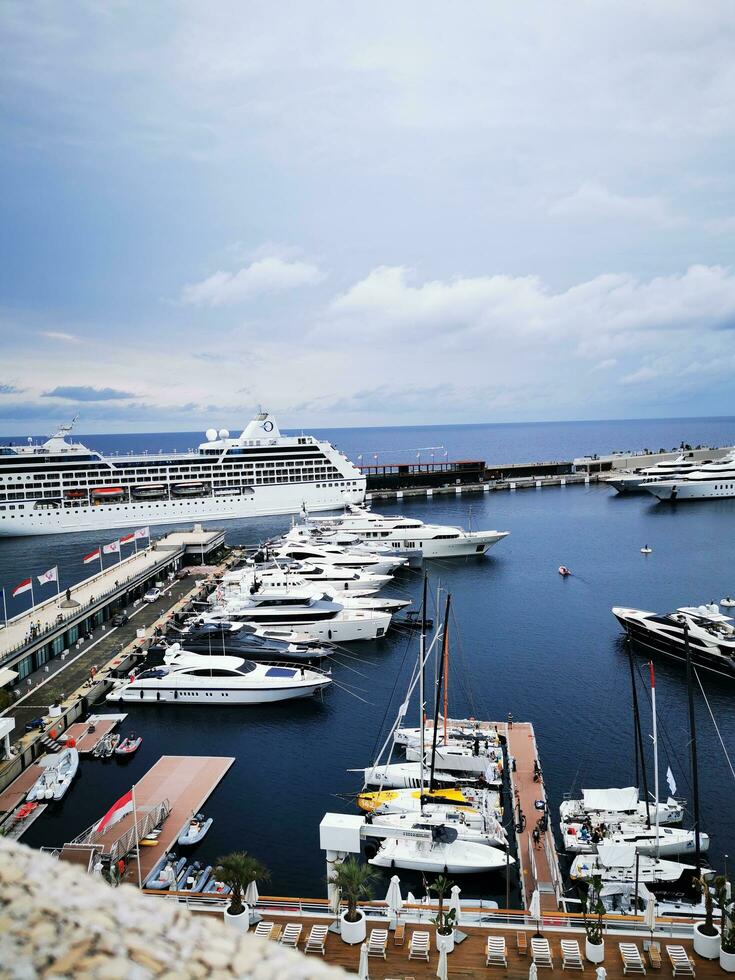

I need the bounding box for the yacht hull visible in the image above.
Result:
[106,679,329,704]
[369,837,512,874]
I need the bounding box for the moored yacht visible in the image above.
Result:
[570,844,702,892]
[605,455,704,494]
[369,830,512,874]
[220,563,392,596]
[369,804,507,848]
[26,748,79,802]
[563,822,709,857]
[560,787,683,826]
[645,452,735,500]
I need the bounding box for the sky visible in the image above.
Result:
[1,1,735,434]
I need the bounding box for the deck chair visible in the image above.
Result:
[408,931,431,961]
[561,940,584,971]
[279,923,302,948]
[367,929,388,959]
[531,936,554,969]
[486,936,508,967]
[620,943,647,974]
[666,946,695,977]
[304,924,328,955]
[253,921,274,940]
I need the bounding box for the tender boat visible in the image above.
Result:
[369,828,513,874]
[26,748,79,802]
[106,649,331,705]
[115,733,142,756]
[178,813,213,846]
[145,855,186,890]
[721,597,735,608]
[559,565,571,577]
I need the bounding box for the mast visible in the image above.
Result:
[649,661,660,855]
[684,622,702,879]
[628,648,651,827]
[429,594,451,793]
[443,601,449,745]
[419,574,428,812]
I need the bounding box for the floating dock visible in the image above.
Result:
[0,761,47,814]
[62,714,127,754]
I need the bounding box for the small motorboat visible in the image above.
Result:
[115,733,143,756]
[641,545,652,554]
[204,877,231,895]
[177,813,213,847]
[27,748,79,802]
[721,597,735,608]
[558,565,572,577]
[145,855,186,890]
[178,861,212,893]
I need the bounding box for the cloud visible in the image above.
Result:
[42,386,136,401]
[0,383,23,394]
[549,181,681,226]
[182,256,324,307]
[40,331,80,343]
[619,366,660,385]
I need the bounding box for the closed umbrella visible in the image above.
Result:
[245,880,259,906]
[449,884,462,927]
[644,894,658,940]
[596,967,607,980]
[529,961,538,980]
[385,874,403,925]
[436,945,448,980]
[358,941,370,980]
[529,889,542,936]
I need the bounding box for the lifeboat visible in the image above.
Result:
[64,489,87,499]
[91,487,125,501]
[132,484,168,500]
[171,482,208,497]
[558,565,571,577]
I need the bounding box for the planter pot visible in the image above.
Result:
[224,904,250,933]
[720,948,735,972]
[693,922,721,960]
[340,909,366,945]
[436,930,455,954]
[585,938,605,964]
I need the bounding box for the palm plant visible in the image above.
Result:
[429,874,457,935]
[694,874,720,937]
[329,858,376,923]
[214,851,270,916]
[578,875,605,945]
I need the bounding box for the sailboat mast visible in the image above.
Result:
[443,605,449,745]
[684,623,702,878]
[429,594,451,793]
[419,574,428,810]
[649,661,660,854]
[628,648,651,827]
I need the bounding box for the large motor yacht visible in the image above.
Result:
[605,455,704,494]
[612,604,735,680]
[645,453,735,500]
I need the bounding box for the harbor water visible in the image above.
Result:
[4,417,735,903]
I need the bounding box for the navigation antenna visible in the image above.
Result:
[49,414,79,441]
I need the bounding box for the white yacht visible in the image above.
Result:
[613,604,735,680]
[257,540,404,576]
[645,452,735,500]
[395,722,502,747]
[560,788,683,826]
[306,506,509,558]
[357,762,463,789]
[214,579,409,615]
[106,650,331,704]
[0,413,365,537]
[570,844,700,890]
[369,831,512,874]
[26,748,79,802]
[220,563,392,596]
[563,822,709,857]
[357,785,503,819]
[605,455,704,494]
[370,804,507,848]
[403,740,504,780]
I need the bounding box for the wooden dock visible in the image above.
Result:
[0,762,46,814]
[63,714,127,754]
[506,721,562,912]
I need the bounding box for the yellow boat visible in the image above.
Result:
[357,787,474,813]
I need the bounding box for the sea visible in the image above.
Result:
[4,415,735,905]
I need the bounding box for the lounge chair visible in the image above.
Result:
[279,923,302,948]
[486,936,508,967]
[532,936,554,969]
[408,931,431,961]
[367,929,388,959]
[666,946,695,976]
[253,921,274,940]
[304,924,328,955]
[561,940,584,971]
[620,943,647,974]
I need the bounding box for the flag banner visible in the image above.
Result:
[133,526,150,540]
[103,540,121,555]
[37,566,58,585]
[83,549,101,564]
[119,533,135,545]
[666,766,677,796]
[12,578,32,598]
[95,789,134,833]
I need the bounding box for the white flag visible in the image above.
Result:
[133,526,150,540]
[37,566,58,585]
[103,540,120,554]
[666,766,677,797]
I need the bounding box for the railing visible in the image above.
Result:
[71,800,171,863]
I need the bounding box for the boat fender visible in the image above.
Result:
[328,629,332,640]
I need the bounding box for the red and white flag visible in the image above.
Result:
[119,533,135,545]
[133,526,150,540]
[95,789,134,834]
[37,566,58,585]
[12,578,32,598]
[83,548,101,564]
[103,540,121,555]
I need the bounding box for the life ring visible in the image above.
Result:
[263,420,274,432]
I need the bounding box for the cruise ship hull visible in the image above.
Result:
[0,483,365,537]
[646,481,735,501]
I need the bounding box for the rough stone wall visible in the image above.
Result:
[0,838,346,979]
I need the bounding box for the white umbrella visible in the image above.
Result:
[449,884,462,926]
[385,874,404,921]
[358,941,370,980]
[245,880,259,906]
[644,894,658,938]
[529,961,538,980]
[596,968,607,980]
[436,945,448,980]
[529,889,542,935]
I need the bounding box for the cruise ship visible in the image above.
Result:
[645,453,735,501]
[0,413,365,537]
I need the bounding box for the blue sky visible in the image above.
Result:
[1,1,735,434]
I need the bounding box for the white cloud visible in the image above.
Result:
[182,256,324,307]
[619,366,660,385]
[40,331,80,343]
[549,181,682,227]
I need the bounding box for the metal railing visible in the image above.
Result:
[72,800,171,863]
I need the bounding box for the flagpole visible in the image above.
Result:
[118,542,122,565]
[56,567,60,599]
[99,547,103,574]
[1,587,7,627]
[133,783,142,889]
[30,576,35,613]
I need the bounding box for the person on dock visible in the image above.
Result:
[507,712,513,729]
[532,827,541,848]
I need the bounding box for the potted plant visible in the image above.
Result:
[429,874,457,953]
[693,874,722,959]
[329,858,376,944]
[214,851,270,932]
[718,880,735,971]
[579,875,605,963]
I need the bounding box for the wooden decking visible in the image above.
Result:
[0,761,45,813]
[63,714,127,753]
